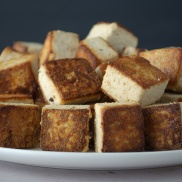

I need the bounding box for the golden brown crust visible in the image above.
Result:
[0,61,38,95]
[39,32,54,66]
[101,105,144,152]
[41,108,91,152]
[0,94,33,104]
[140,48,182,87]
[89,104,95,150]
[0,94,32,99]
[0,104,40,148]
[76,42,102,69]
[110,56,168,89]
[142,103,182,151]
[44,58,101,100]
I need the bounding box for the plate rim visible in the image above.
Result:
[0,147,182,170]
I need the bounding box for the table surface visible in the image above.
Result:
[0,161,182,182]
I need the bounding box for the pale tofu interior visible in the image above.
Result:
[83,37,119,62]
[140,80,168,107]
[86,22,138,52]
[0,47,23,62]
[44,104,91,110]
[102,66,168,107]
[143,102,177,108]
[102,66,143,104]
[53,30,79,59]
[14,41,43,55]
[122,46,139,56]
[38,65,62,104]
[94,103,103,152]
[0,102,37,107]
[0,55,31,70]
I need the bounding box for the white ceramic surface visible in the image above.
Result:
[0,147,182,170]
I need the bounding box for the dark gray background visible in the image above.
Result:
[0,0,181,52]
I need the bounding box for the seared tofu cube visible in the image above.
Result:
[40,105,91,152]
[101,56,169,106]
[0,103,40,148]
[38,58,101,105]
[142,103,182,151]
[94,102,144,152]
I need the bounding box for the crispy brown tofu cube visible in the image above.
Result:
[0,54,38,95]
[142,103,182,151]
[38,58,101,105]
[101,56,169,106]
[40,105,91,152]
[140,47,182,92]
[94,103,145,152]
[0,103,40,148]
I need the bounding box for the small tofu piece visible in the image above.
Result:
[101,56,169,107]
[94,102,144,152]
[0,94,33,104]
[121,46,145,56]
[142,103,182,151]
[38,58,101,105]
[0,46,24,62]
[159,92,182,103]
[39,30,79,65]
[0,103,40,148]
[40,105,91,152]
[86,22,138,53]
[140,47,182,92]
[13,41,43,56]
[0,54,38,95]
[95,63,108,82]
[76,37,119,69]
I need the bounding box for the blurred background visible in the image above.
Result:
[0,0,181,52]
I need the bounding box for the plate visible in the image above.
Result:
[0,147,182,170]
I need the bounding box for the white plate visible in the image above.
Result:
[0,147,182,170]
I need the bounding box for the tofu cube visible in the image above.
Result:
[0,54,38,95]
[140,47,182,92]
[86,22,138,53]
[142,103,182,151]
[40,105,91,152]
[39,30,79,65]
[101,56,169,107]
[0,103,40,148]
[76,37,119,69]
[38,58,101,105]
[94,102,145,152]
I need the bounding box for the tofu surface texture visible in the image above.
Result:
[101,56,169,106]
[0,103,40,148]
[94,102,144,152]
[142,103,182,151]
[38,58,101,105]
[40,105,91,152]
